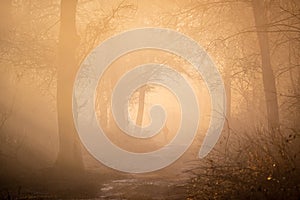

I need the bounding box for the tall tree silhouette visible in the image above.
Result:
[55,0,83,172]
[252,0,280,130]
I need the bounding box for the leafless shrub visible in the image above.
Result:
[185,127,300,199]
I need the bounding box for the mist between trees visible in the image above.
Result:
[0,0,299,199]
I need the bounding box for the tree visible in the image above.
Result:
[252,0,280,130]
[136,86,147,127]
[55,0,83,173]
[0,0,12,37]
[55,0,135,173]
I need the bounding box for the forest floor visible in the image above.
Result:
[0,143,197,199]
[0,166,191,199]
[97,174,187,199]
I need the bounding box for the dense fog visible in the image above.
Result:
[0,0,299,199]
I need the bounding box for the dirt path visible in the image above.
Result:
[98,176,187,200]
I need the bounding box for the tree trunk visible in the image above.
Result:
[55,0,83,173]
[136,86,147,128]
[0,0,12,37]
[252,0,280,130]
[224,65,231,124]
